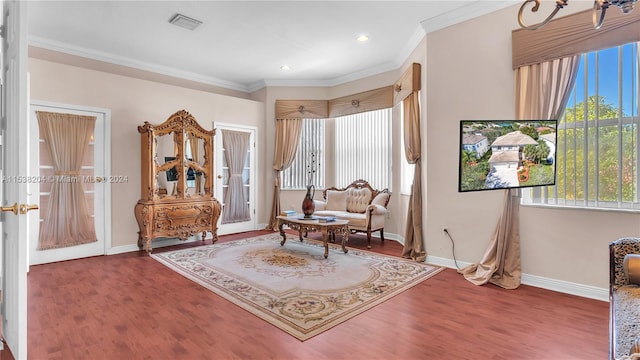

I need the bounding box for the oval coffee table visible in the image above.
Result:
[276,215,350,258]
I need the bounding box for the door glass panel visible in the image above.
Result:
[155,133,175,198]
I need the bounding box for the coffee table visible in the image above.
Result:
[276,215,350,258]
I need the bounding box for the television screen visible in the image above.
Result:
[458,120,558,192]
[165,156,197,181]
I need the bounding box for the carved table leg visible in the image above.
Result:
[321,227,329,258]
[340,225,349,254]
[278,220,287,246]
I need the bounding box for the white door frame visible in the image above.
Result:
[214,123,257,235]
[28,101,111,265]
[1,1,28,358]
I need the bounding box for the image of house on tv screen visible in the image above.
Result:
[458,120,557,192]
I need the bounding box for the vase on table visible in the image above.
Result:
[302,184,315,218]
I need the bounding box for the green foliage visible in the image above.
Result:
[523,140,550,164]
[564,95,622,122]
[520,126,539,140]
[461,150,477,165]
[556,95,637,203]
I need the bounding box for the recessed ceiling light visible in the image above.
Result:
[356,35,369,42]
[280,65,291,71]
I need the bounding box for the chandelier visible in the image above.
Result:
[518,0,638,30]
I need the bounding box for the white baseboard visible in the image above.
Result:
[426,255,609,302]
[107,236,206,255]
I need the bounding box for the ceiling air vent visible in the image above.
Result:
[169,13,202,31]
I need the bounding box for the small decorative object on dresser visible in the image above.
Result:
[134,110,222,253]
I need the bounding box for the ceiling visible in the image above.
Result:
[27,1,515,93]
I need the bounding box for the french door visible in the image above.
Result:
[1,1,28,358]
[214,124,257,235]
[28,103,110,265]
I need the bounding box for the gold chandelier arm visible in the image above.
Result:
[518,0,568,30]
[592,0,610,29]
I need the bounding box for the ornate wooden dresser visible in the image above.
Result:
[134,110,221,253]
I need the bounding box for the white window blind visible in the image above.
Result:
[334,108,391,189]
[523,43,639,210]
[281,119,325,190]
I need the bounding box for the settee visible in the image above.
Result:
[610,238,640,360]
[313,179,391,248]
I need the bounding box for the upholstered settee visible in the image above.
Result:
[610,238,640,360]
[313,179,391,248]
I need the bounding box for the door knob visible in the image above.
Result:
[0,203,19,215]
[217,175,222,179]
[19,204,39,214]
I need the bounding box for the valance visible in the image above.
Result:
[512,8,640,69]
[328,86,393,118]
[393,63,421,105]
[275,100,329,119]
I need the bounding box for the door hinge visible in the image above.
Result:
[0,25,5,39]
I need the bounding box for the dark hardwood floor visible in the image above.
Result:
[20,230,608,359]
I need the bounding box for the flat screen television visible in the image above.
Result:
[458,120,558,192]
[165,156,197,181]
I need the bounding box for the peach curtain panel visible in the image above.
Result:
[266,118,303,230]
[221,130,251,224]
[401,91,426,262]
[512,8,640,69]
[36,111,97,250]
[459,56,579,289]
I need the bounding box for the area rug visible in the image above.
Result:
[151,233,443,340]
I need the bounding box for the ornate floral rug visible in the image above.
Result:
[151,233,443,341]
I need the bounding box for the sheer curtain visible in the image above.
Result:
[401,92,426,262]
[221,130,251,224]
[459,56,579,289]
[37,111,97,250]
[266,118,302,230]
[188,133,202,194]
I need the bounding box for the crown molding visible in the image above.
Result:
[420,0,516,33]
[28,35,252,93]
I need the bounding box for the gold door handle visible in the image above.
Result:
[217,175,222,179]
[19,204,39,214]
[0,203,19,215]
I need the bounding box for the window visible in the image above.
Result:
[524,43,639,210]
[281,119,325,190]
[334,108,391,189]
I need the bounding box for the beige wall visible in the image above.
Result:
[424,3,637,291]
[28,58,265,248]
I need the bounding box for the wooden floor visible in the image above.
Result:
[19,230,608,359]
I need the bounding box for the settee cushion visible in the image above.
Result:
[325,190,348,211]
[625,254,640,286]
[347,188,372,213]
[314,210,368,228]
[372,192,390,207]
